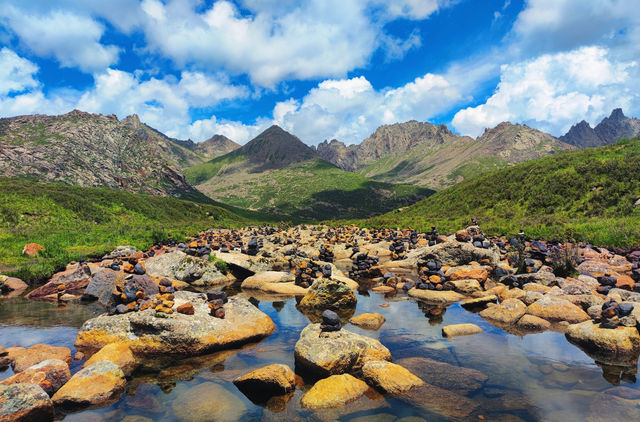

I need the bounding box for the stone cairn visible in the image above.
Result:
[109,278,176,316]
[428,227,438,246]
[245,238,260,256]
[594,298,635,329]
[596,274,618,295]
[318,244,335,262]
[382,272,399,289]
[320,309,341,332]
[389,234,407,260]
[416,258,453,291]
[349,253,379,279]
[295,260,328,288]
[207,291,228,318]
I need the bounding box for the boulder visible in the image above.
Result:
[294,324,391,377]
[412,239,500,267]
[361,360,424,395]
[0,359,70,396]
[407,288,465,305]
[83,343,137,377]
[442,323,483,338]
[10,344,71,373]
[526,296,590,323]
[450,279,482,295]
[301,374,370,410]
[396,357,487,394]
[0,383,53,422]
[349,313,385,330]
[52,361,126,410]
[241,271,307,296]
[0,276,28,296]
[515,314,551,331]
[445,265,488,282]
[297,278,357,310]
[460,295,498,309]
[400,382,479,419]
[75,292,275,356]
[26,264,91,301]
[233,364,296,399]
[172,382,246,422]
[103,246,137,259]
[145,251,228,286]
[479,298,526,325]
[216,251,273,273]
[81,269,120,305]
[565,321,640,365]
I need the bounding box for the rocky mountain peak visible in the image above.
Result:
[238,125,316,169]
[609,108,625,120]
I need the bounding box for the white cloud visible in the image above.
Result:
[452,46,638,137]
[0,6,119,72]
[0,48,39,96]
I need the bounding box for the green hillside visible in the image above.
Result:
[348,138,640,248]
[186,157,433,221]
[0,178,247,283]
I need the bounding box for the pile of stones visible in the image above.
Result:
[389,236,407,260]
[318,244,335,262]
[500,275,528,289]
[108,278,176,316]
[349,253,379,279]
[596,274,618,295]
[295,261,329,288]
[628,251,640,283]
[180,240,212,257]
[416,259,453,291]
[320,309,341,332]
[284,248,308,258]
[408,231,419,250]
[207,291,228,318]
[245,238,260,256]
[428,227,439,246]
[381,272,399,289]
[594,299,635,329]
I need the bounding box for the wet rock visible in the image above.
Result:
[233,364,296,400]
[0,383,53,422]
[145,251,228,286]
[297,278,357,310]
[75,292,275,356]
[516,314,551,331]
[442,323,483,338]
[83,343,137,377]
[52,361,126,411]
[460,295,498,310]
[450,278,482,295]
[526,296,590,323]
[294,324,391,377]
[361,360,424,395]
[479,298,527,325]
[10,344,71,373]
[400,382,479,419]
[407,288,465,305]
[301,374,370,409]
[172,382,246,422]
[396,357,488,393]
[445,265,488,282]
[349,313,385,330]
[0,276,28,296]
[566,321,640,365]
[241,271,306,296]
[0,359,70,396]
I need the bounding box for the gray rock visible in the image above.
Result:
[103,246,137,259]
[145,251,228,286]
[82,269,118,305]
[0,383,53,421]
[411,239,500,267]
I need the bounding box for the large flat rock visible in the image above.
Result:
[565,320,640,366]
[75,292,275,356]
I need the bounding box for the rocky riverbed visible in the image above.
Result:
[1,224,640,421]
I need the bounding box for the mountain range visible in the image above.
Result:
[559,108,640,148]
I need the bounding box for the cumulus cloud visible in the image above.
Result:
[452,46,638,137]
[0,5,120,72]
[0,48,39,96]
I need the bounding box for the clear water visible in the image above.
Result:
[1,285,639,421]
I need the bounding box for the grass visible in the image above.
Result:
[339,137,640,248]
[0,178,249,284]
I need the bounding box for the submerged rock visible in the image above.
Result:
[301,374,370,409]
[52,361,126,411]
[442,323,483,338]
[349,313,386,330]
[526,295,590,323]
[83,343,137,377]
[479,298,527,325]
[294,324,391,377]
[396,357,488,394]
[565,321,640,365]
[0,359,70,396]
[172,382,246,422]
[10,344,72,373]
[75,292,275,356]
[361,360,424,395]
[0,383,53,422]
[233,364,296,400]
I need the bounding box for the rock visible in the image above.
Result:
[103,246,137,259]
[0,383,53,422]
[26,264,91,300]
[145,251,228,286]
[566,321,640,365]
[401,382,479,419]
[396,357,488,394]
[450,279,482,294]
[22,243,45,257]
[297,278,357,310]
[516,314,551,331]
[294,324,391,377]
[407,288,465,305]
[81,269,119,305]
[0,359,70,395]
[414,239,500,267]
[176,302,195,315]
[301,374,370,409]
[0,276,28,295]
[126,275,159,297]
[83,343,137,377]
[479,298,527,325]
[241,271,307,295]
[460,295,498,309]
[361,360,424,395]
[172,382,246,422]
[10,344,71,373]
[349,313,385,330]
[52,361,126,410]
[445,265,488,282]
[75,292,275,356]
[233,364,296,400]
[526,295,590,323]
[442,323,483,338]
[320,309,342,332]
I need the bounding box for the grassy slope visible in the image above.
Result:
[344,138,640,248]
[186,158,434,221]
[0,178,248,283]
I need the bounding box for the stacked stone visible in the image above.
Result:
[428,227,438,246]
[596,274,618,295]
[320,309,341,332]
[382,272,399,288]
[349,253,379,279]
[595,299,635,329]
[500,275,527,289]
[416,259,452,291]
[295,261,325,288]
[245,238,260,256]
[409,231,419,250]
[285,248,308,258]
[389,236,407,260]
[318,244,335,262]
[207,291,228,318]
[471,233,491,249]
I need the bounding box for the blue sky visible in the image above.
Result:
[1,0,639,145]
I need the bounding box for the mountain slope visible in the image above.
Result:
[352,137,640,247]
[170,134,240,162]
[0,110,204,200]
[185,126,433,220]
[316,120,574,189]
[560,108,640,148]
